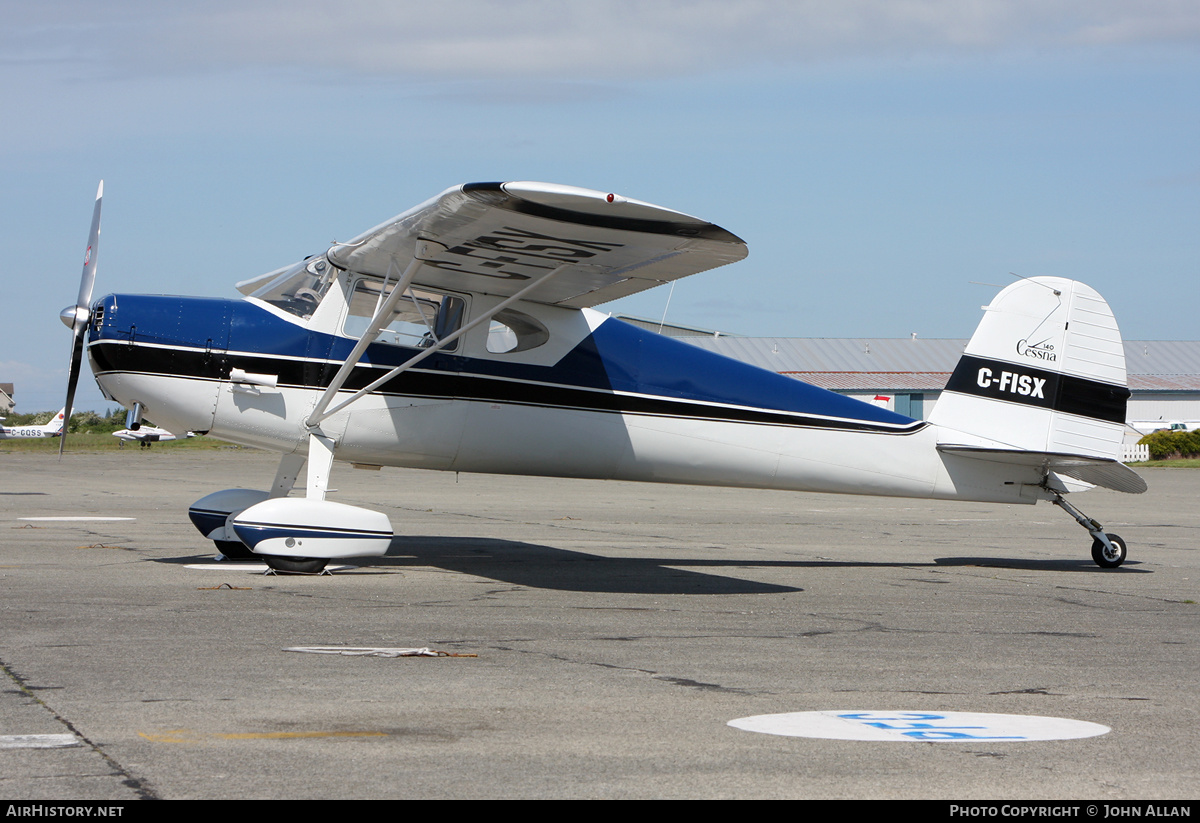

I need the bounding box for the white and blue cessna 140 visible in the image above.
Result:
[60,181,1144,573]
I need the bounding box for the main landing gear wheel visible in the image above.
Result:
[263,556,329,575]
[1091,533,1126,569]
[214,540,257,561]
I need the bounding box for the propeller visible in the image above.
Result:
[58,181,103,456]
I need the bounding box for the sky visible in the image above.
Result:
[2,1,1197,413]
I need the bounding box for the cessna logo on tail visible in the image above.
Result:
[1016,338,1056,361]
[976,368,1046,399]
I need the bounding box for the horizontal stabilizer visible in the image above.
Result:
[937,445,1147,494]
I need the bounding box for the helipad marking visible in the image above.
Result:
[0,734,80,749]
[728,711,1110,742]
[20,516,135,522]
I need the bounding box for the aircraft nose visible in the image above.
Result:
[59,305,87,329]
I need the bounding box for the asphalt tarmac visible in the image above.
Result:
[1,450,1196,799]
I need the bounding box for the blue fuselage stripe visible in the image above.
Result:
[89,294,923,434]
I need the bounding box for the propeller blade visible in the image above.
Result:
[60,181,103,457]
[75,180,103,329]
[59,335,85,457]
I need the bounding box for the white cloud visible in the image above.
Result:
[6,1,1199,83]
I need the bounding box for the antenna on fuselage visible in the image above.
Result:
[1008,271,1062,296]
[657,281,677,334]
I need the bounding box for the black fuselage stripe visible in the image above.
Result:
[944,355,1128,423]
[90,341,926,435]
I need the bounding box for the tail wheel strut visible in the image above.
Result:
[1049,492,1127,569]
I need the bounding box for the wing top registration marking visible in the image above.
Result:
[328,182,747,308]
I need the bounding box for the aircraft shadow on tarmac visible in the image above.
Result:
[383,536,802,595]
[172,536,800,594]
[935,556,1149,573]
[380,538,1149,584]
[170,535,1147,594]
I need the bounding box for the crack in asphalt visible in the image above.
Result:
[0,656,159,800]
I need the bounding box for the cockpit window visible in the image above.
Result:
[487,308,549,353]
[251,256,337,319]
[343,278,465,351]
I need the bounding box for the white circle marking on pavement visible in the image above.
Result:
[728,711,1110,742]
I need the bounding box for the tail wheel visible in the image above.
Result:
[263,556,329,574]
[1091,533,1126,569]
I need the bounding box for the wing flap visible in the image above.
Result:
[326,182,747,307]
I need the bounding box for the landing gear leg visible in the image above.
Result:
[270,453,306,499]
[303,432,334,502]
[256,435,335,575]
[1049,491,1127,568]
[229,433,392,573]
[261,451,329,574]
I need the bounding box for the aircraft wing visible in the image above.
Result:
[937,446,1148,494]
[322,182,748,308]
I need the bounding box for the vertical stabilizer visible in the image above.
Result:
[929,277,1129,460]
[44,408,67,436]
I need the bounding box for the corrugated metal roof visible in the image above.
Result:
[683,337,1198,375]
[684,337,967,373]
[1128,374,1200,391]
[1122,341,1200,377]
[679,337,1200,392]
[615,315,737,338]
[786,372,952,391]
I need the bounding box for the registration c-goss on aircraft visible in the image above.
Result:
[0,408,66,439]
[60,181,1145,573]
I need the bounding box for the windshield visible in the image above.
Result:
[251,255,338,319]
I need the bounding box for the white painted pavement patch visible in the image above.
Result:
[186,563,271,571]
[183,563,353,571]
[0,734,80,749]
[728,711,1110,742]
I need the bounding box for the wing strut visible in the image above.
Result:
[305,251,427,427]
[306,260,572,428]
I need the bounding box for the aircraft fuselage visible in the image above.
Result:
[86,292,1043,506]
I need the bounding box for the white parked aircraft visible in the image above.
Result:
[1129,420,1199,436]
[60,181,1144,572]
[113,425,191,445]
[0,408,66,439]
